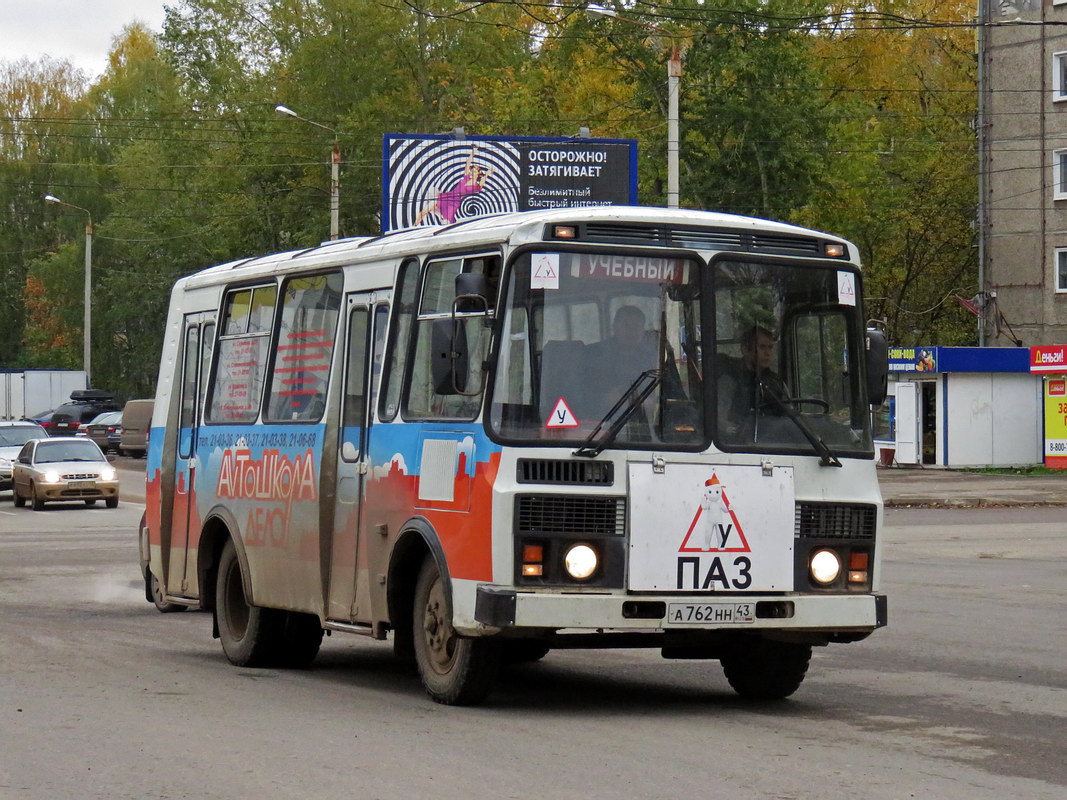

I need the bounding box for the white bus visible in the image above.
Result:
[143,206,888,705]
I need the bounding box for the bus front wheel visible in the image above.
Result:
[216,539,281,667]
[412,557,500,705]
[720,639,812,700]
[149,571,186,613]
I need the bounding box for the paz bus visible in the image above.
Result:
[142,206,889,705]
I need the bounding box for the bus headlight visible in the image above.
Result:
[810,549,842,585]
[563,544,599,580]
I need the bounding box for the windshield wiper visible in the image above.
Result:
[573,369,661,459]
[760,385,841,467]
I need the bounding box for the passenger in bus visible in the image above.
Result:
[587,306,659,406]
[720,325,788,436]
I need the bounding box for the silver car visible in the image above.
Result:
[11,436,120,510]
[0,421,50,493]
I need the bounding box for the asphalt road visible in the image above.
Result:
[0,500,1064,800]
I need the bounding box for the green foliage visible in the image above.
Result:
[0,57,87,366]
[682,0,833,217]
[0,0,981,396]
[794,0,979,345]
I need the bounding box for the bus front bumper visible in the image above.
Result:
[474,586,887,635]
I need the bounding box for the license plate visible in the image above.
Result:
[667,602,755,625]
[68,481,95,489]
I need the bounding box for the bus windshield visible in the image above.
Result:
[713,258,873,458]
[489,250,705,449]
[489,251,873,459]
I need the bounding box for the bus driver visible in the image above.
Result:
[720,325,788,437]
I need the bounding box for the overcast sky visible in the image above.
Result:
[0,1,168,79]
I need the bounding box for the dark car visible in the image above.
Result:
[82,411,123,453]
[49,390,120,437]
[25,409,53,433]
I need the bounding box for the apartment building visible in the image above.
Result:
[983,0,1067,345]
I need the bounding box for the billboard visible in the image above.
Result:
[1030,344,1067,374]
[381,134,638,232]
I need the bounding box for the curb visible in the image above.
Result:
[885,496,1067,508]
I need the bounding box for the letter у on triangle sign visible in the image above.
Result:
[531,253,560,290]
[627,463,795,592]
[546,397,579,428]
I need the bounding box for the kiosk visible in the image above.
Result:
[880,347,1041,467]
[1030,345,1067,470]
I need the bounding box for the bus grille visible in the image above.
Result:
[516,495,626,536]
[516,459,614,486]
[795,503,876,540]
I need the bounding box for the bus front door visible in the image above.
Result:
[327,294,388,621]
[169,313,214,597]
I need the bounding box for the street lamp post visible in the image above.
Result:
[587,3,682,208]
[44,194,92,385]
[276,104,341,240]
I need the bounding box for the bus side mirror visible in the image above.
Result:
[431,319,469,395]
[866,328,888,406]
[455,272,491,313]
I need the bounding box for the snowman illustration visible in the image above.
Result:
[700,476,731,550]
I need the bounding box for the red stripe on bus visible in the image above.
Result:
[283,354,328,362]
[277,341,330,351]
[275,365,328,373]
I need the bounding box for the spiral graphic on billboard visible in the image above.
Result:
[382,134,637,232]
[387,139,520,229]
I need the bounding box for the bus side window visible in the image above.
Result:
[199,323,215,413]
[265,272,344,423]
[178,325,199,459]
[404,255,490,421]
[379,260,420,422]
[342,307,370,430]
[371,304,389,414]
[207,285,275,423]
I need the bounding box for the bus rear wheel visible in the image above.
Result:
[720,639,812,700]
[413,557,500,705]
[216,539,281,667]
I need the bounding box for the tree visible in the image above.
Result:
[796,0,979,344]
[0,57,86,366]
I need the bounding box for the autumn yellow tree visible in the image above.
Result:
[797,0,979,344]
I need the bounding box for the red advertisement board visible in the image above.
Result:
[1029,344,1067,373]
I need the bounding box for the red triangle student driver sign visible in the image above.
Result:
[545,397,579,428]
[678,475,751,553]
